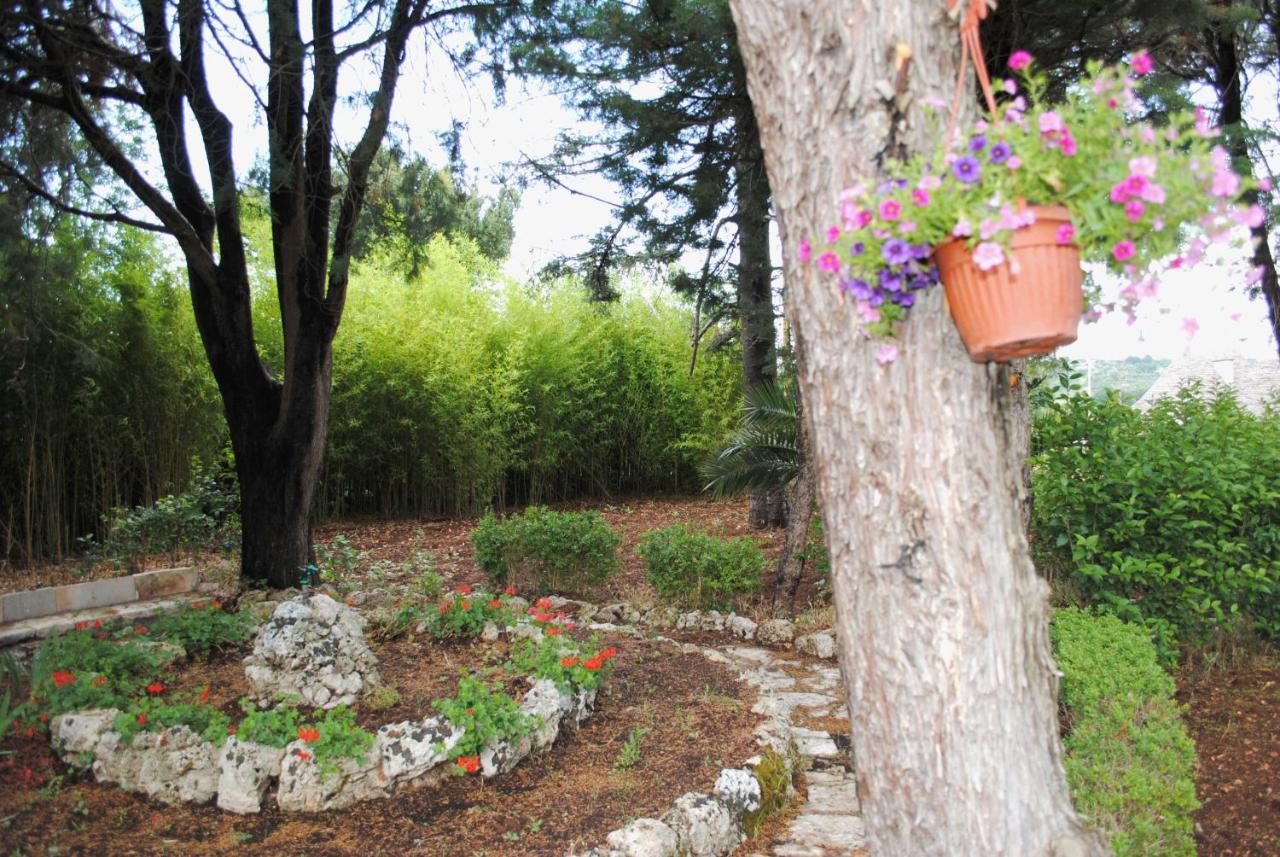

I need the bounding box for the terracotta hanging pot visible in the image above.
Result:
[933,204,1084,363]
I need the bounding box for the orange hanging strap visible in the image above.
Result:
[944,0,1000,145]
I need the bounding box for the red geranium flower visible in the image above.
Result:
[52,671,76,689]
[545,627,562,636]
[136,713,148,727]
[146,682,166,695]
[211,600,222,609]
[92,620,103,629]
[198,686,212,704]
[439,602,451,615]
[488,599,501,609]
[600,647,619,660]
[561,657,579,668]
[457,583,472,595]
[191,601,204,610]
[297,727,320,743]
[135,626,149,635]
[93,675,106,686]
[460,599,471,612]
[74,621,89,631]
[455,755,481,774]
[584,657,603,671]
[535,597,553,611]
[504,586,517,596]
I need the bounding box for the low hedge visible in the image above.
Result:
[1051,608,1199,856]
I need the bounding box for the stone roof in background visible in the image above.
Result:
[1134,355,1280,415]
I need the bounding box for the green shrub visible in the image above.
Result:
[637,524,765,608]
[1033,387,1280,645]
[506,633,618,692]
[148,601,255,657]
[26,629,171,723]
[113,694,232,746]
[91,463,240,570]
[1051,608,1199,856]
[432,675,534,760]
[471,506,621,593]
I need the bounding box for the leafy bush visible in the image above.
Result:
[114,693,231,746]
[25,629,170,722]
[471,506,621,593]
[314,534,362,593]
[506,633,618,692]
[1051,608,1198,856]
[148,601,255,657]
[433,675,534,761]
[92,463,240,570]
[637,524,765,608]
[235,702,373,778]
[1033,386,1280,645]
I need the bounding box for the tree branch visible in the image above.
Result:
[0,159,169,233]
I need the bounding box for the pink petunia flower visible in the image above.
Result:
[952,218,974,238]
[797,239,811,263]
[1112,241,1136,262]
[1182,317,1200,338]
[1056,224,1076,245]
[1125,200,1145,223]
[972,242,1006,271]
[818,252,840,272]
[826,226,840,244]
[1129,156,1158,178]
[875,343,899,365]
[1008,51,1033,71]
[912,188,931,207]
[1060,136,1078,156]
[1130,51,1154,76]
[879,199,901,221]
[1211,171,1241,198]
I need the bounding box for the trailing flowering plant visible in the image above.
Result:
[803,50,1262,361]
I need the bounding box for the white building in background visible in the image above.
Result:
[1134,355,1280,415]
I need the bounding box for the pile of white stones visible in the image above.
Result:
[243,593,381,709]
[47,593,597,814]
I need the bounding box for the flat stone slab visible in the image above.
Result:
[802,771,861,815]
[0,568,199,628]
[778,813,868,854]
[791,727,840,760]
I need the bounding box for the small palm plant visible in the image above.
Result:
[701,382,801,499]
[702,382,819,609]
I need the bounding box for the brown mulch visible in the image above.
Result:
[1177,658,1280,857]
[0,635,770,856]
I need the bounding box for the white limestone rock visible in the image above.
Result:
[480,733,533,778]
[699,611,726,632]
[605,818,680,857]
[676,611,703,631]
[756,618,797,647]
[275,741,389,811]
[50,709,118,761]
[243,594,381,709]
[713,768,762,815]
[91,725,219,805]
[726,615,758,641]
[662,792,743,857]
[216,737,285,814]
[377,716,463,784]
[795,630,837,660]
[521,679,568,750]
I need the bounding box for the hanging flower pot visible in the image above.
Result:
[933,204,1083,362]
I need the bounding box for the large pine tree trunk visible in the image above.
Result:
[727,2,1104,853]
[735,98,787,529]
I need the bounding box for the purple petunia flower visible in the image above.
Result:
[989,141,1011,164]
[892,292,916,307]
[970,135,987,152]
[910,243,930,260]
[850,241,866,256]
[879,270,904,292]
[882,239,911,266]
[868,291,886,307]
[846,278,873,300]
[953,156,982,184]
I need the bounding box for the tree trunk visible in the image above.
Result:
[773,386,817,609]
[727,2,1104,854]
[1211,23,1280,358]
[735,96,786,529]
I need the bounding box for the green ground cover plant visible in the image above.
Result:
[147,601,255,657]
[1033,385,1280,651]
[637,524,765,608]
[432,675,535,765]
[471,506,621,593]
[506,633,618,692]
[1051,608,1199,856]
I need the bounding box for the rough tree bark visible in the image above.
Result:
[773,383,816,608]
[726,2,1105,853]
[734,94,786,529]
[1210,22,1280,359]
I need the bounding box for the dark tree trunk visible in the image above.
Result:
[1211,23,1280,358]
[735,97,785,529]
[773,386,816,609]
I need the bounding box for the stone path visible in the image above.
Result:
[713,647,868,857]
